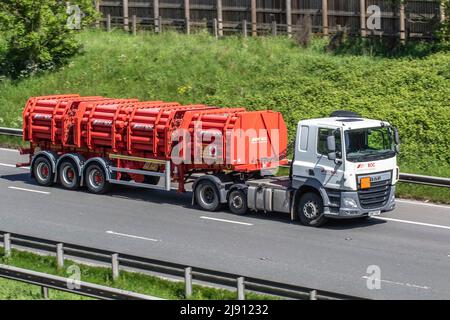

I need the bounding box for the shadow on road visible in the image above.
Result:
[1,172,387,229]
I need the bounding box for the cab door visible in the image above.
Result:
[314,127,345,189]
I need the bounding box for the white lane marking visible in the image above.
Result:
[200,216,253,226]
[397,199,450,210]
[374,216,450,230]
[362,276,430,290]
[8,186,50,195]
[106,230,160,242]
[0,148,19,153]
[0,163,29,170]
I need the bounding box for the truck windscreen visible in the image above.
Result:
[344,126,396,162]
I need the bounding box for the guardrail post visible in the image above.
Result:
[309,289,317,300]
[158,16,163,34]
[272,20,277,36]
[251,0,257,37]
[185,267,192,298]
[184,0,190,34]
[112,253,119,280]
[237,277,245,300]
[123,0,129,32]
[216,0,223,37]
[41,286,49,299]
[242,20,247,38]
[56,243,64,269]
[213,18,218,38]
[3,233,11,257]
[95,0,101,29]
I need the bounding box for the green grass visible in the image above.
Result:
[0,29,448,202]
[0,248,274,300]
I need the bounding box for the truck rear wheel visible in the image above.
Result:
[33,157,54,187]
[58,160,80,190]
[84,164,111,194]
[298,192,328,227]
[228,189,248,215]
[195,180,221,212]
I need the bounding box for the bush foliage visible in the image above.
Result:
[0,31,448,176]
[0,0,98,78]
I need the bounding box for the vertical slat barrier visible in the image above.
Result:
[95,0,101,29]
[132,15,137,36]
[185,0,190,34]
[399,2,406,42]
[185,267,192,298]
[154,0,160,33]
[237,277,245,300]
[56,243,64,269]
[107,13,111,32]
[286,0,292,38]
[112,253,119,280]
[3,233,11,257]
[360,0,366,37]
[251,0,257,37]
[322,0,328,37]
[217,0,223,37]
[123,0,129,32]
[310,289,317,300]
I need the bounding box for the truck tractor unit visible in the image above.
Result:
[20,95,400,227]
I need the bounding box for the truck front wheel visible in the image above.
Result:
[228,189,248,215]
[195,180,221,212]
[298,192,328,227]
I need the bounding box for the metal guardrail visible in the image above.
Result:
[1,126,448,188]
[0,127,23,137]
[0,264,162,300]
[0,231,364,300]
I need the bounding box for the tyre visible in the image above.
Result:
[33,157,54,187]
[297,192,328,227]
[195,180,221,211]
[84,164,111,194]
[58,160,80,190]
[144,175,160,185]
[228,189,248,215]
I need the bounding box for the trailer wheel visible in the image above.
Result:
[298,192,328,227]
[228,189,248,215]
[33,157,54,187]
[58,160,80,190]
[195,180,221,212]
[85,164,111,194]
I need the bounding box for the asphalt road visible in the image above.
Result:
[1,148,450,299]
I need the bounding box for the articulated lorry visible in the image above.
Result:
[19,95,400,226]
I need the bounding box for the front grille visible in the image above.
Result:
[358,179,391,209]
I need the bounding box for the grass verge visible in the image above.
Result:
[0,248,274,300]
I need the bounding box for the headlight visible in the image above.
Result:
[342,198,358,208]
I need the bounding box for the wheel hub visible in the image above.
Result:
[303,201,318,219]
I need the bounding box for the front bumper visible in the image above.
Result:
[324,185,396,219]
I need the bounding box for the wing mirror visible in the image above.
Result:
[327,135,336,152]
[393,127,400,154]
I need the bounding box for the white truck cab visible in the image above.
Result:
[289,111,400,225]
[235,111,400,227]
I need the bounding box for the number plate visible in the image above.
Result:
[368,210,381,217]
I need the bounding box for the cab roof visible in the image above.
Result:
[299,117,390,130]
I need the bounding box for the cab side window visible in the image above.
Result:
[317,128,342,158]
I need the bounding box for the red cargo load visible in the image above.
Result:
[23,95,288,186]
